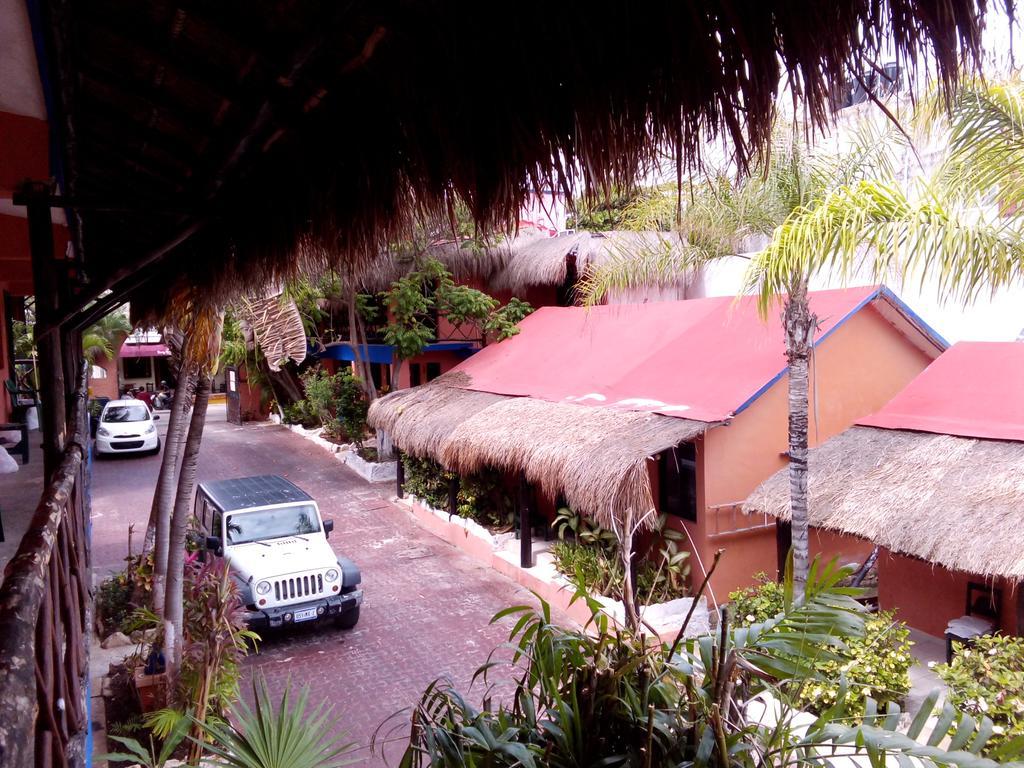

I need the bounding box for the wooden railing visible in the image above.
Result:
[0,369,91,767]
[706,501,775,540]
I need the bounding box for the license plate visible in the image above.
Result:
[293,607,318,623]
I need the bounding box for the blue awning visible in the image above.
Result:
[316,341,479,364]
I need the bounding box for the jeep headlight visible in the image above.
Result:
[324,569,339,582]
[255,581,272,595]
[97,427,111,437]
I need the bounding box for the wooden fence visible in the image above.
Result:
[0,369,91,767]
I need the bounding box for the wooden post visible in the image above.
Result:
[519,473,533,569]
[447,476,459,518]
[775,519,792,581]
[395,452,405,498]
[25,185,67,479]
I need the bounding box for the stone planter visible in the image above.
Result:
[133,669,168,713]
[344,451,398,482]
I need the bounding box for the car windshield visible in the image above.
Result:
[225,504,320,545]
[102,405,150,422]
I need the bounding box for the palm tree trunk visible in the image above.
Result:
[150,366,196,615]
[783,283,816,602]
[163,372,211,700]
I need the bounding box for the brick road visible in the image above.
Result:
[90,405,571,765]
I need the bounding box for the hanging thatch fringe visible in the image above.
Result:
[743,426,1024,580]
[369,379,709,526]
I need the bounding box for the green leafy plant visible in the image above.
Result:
[196,675,357,768]
[383,560,1010,767]
[551,507,690,603]
[937,633,1024,755]
[295,367,370,447]
[100,713,189,768]
[729,574,912,712]
[404,455,513,527]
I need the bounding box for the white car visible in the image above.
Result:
[95,399,161,456]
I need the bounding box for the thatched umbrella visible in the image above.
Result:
[744,426,1024,581]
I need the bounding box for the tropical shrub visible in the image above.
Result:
[728,574,913,712]
[290,367,370,445]
[403,455,513,528]
[96,550,156,635]
[385,564,1012,768]
[937,633,1024,754]
[197,675,357,768]
[551,507,690,603]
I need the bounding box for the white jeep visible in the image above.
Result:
[194,475,362,630]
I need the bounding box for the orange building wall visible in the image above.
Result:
[697,304,937,598]
[394,350,469,389]
[878,549,1020,637]
[87,353,120,400]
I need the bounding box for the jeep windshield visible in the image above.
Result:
[225,504,321,545]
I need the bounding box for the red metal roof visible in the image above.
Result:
[451,285,944,423]
[858,341,1024,441]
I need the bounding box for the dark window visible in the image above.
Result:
[426,362,442,381]
[659,443,697,521]
[371,363,385,390]
[122,356,152,380]
[410,363,422,387]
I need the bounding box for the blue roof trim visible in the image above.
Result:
[731,285,948,418]
[316,341,479,364]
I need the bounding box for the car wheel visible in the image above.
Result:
[335,606,359,630]
[150,438,161,456]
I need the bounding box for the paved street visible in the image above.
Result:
[90,404,570,765]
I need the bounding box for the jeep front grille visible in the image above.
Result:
[273,573,324,602]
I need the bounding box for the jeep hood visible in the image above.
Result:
[225,535,338,581]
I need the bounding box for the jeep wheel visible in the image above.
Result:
[335,606,360,630]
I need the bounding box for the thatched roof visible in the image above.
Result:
[369,378,709,526]
[490,231,688,294]
[38,1,994,324]
[744,426,1024,581]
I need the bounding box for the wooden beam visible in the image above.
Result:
[395,452,405,499]
[519,473,533,569]
[25,185,67,479]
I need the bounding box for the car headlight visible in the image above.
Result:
[97,427,111,437]
[255,581,272,595]
[324,569,339,582]
[144,424,156,434]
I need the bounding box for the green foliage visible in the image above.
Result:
[568,186,678,232]
[100,714,189,768]
[550,507,690,603]
[729,574,912,713]
[403,455,513,528]
[292,367,370,445]
[96,570,137,634]
[389,562,1009,768]
[196,675,357,768]
[379,258,532,367]
[96,550,156,635]
[12,319,34,358]
[728,571,786,624]
[938,634,1024,755]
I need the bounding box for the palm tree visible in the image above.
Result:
[579,125,902,600]
[82,310,131,362]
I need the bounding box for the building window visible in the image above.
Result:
[426,362,442,381]
[659,442,697,521]
[410,363,422,387]
[122,356,152,380]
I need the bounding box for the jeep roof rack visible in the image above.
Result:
[198,475,314,512]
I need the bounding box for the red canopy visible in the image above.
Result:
[858,341,1024,442]
[452,285,943,423]
[120,343,170,358]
